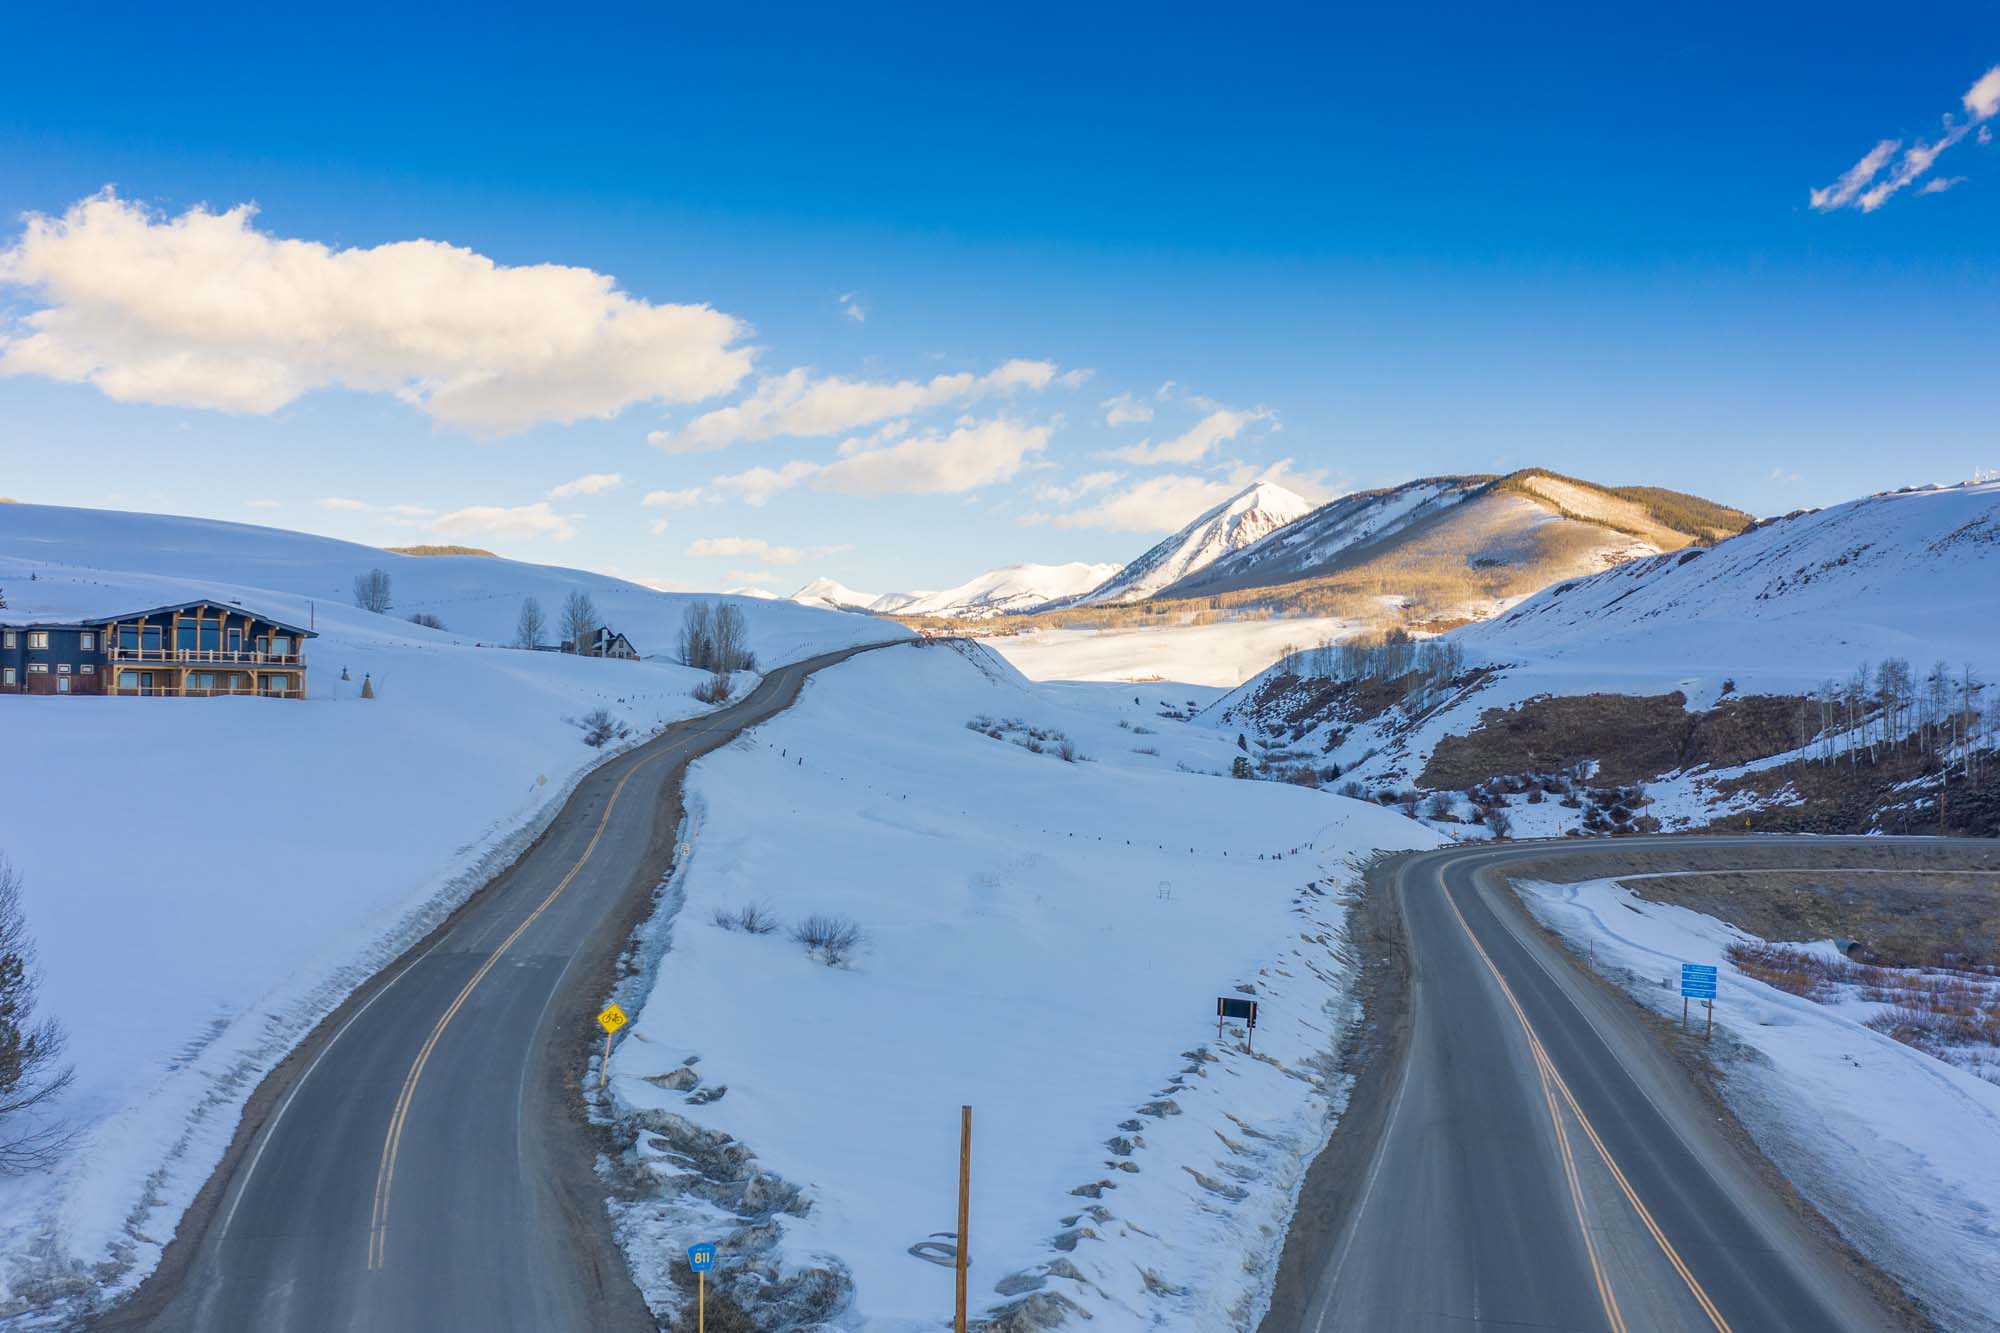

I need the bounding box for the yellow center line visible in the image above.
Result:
[366,747,666,1270]
[1535,1039,1629,1333]
[1442,882,1732,1333]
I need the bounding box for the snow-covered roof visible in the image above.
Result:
[0,597,319,637]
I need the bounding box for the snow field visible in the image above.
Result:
[604,642,1438,1328]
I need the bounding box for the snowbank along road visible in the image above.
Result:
[1267,834,1945,1333]
[100,643,896,1333]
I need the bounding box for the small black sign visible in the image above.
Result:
[1216,997,1259,1027]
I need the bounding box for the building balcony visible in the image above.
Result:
[105,647,306,667]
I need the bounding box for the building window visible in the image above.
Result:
[80,664,95,675]
[119,671,141,689]
[27,663,48,674]
[56,677,70,694]
[57,663,71,674]
[27,631,49,650]
[264,674,291,694]
[2,668,14,686]
[79,631,96,651]
[2,631,14,649]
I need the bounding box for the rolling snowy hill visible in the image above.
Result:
[1064,480,1314,605]
[1213,480,2000,836]
[0,503,903,1316]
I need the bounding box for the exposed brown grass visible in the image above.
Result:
[384,543,498,558]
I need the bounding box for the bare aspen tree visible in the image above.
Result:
[560,590,598,654]
[0,857,73,1173]
[515,596,547,649]
[712,603,749,672]
[352,568,393,614]
[679,602,715,668]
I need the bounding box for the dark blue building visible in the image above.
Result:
[0,599,316,698]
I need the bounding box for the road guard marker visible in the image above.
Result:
[689,1242,716,1332]
[598,1003,628,1089]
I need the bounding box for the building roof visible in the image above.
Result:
[0,598,319,638]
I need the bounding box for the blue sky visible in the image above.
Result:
[2,3,1996,593]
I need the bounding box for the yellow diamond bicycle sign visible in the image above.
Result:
[596,1003,628,1034]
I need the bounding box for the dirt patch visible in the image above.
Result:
[1706,754,2000,838]
[1421,690,1807,790]
[1624,869,2000,966]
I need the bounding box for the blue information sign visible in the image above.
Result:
[688,1242,716,1273]
[1680,963,1718,999]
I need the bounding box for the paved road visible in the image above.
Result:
[107,643,894,1333]
[1279,835,1931,1333]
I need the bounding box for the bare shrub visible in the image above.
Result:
[693,674,731,704]
[793,914,865,967]
[1054,737,1081,763]
[407,611,447,630]
[714,902,780,935]
[570,707,632,748]
[1132,745,1160,756]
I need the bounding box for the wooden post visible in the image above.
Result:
[697,1270,705,1333]
[956,1104,971,1333]
[601,1029,612,1090]
[1704,999,1714,1041]
[1682,996,1689,1030]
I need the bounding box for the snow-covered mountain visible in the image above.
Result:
[894,561,1122,619]
[1162,470,1752,602]
[1064,481,1314,605]
[1212,480,2000,836]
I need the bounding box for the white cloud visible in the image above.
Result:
[1966,66,2000,121]
[1026,473,1240,533]
[0,190,753,434]
[1102,392,1153,426]
[651,358,1073,453]
[649,518,671,536]
[1811,66,2000,213]
[641,487,704,508]
[316,496,436,517]
[686,536,803,564]
[814,418,1050,496]
[1769,466,1803,483]
[547,471,624,498]
[1111,406,1275,465]
[1035,470,1124,504]
[1919,175,1966,195]
[709,460,821,506]
[433,501,577,541]
[839,292,867,323]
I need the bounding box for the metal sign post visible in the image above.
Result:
[1217,997,1259,1052]
[1679,964,1718,1041]
[596,1003,628,1090]
[956,1105,971,1333]
[688,1243,715,1333]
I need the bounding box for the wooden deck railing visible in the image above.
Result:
[108,684,307,700]
[106,647,305,666]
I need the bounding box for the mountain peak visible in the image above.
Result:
[1068,479,1317,606]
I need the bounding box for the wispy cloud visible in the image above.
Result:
[650,359,1075,453]
[687,536,803,564]
[839,292,867,323]
[1035,470,1124,504]
[1110,405,1275,465]
[815,418,1049,496]
[1021,472,1239,533]
[0,190,752,433]
[640,486,704,508]
[433,501,576,541]
[1810,65,2000,213]
[1101,392,1153,426]
[708,460,821,506]
[546,471,624,498]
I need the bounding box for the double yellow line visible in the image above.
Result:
[366,752,658,1270]
[1441,883,1732,1333]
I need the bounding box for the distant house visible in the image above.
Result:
[563,625,639,660]
[1,599,317,699]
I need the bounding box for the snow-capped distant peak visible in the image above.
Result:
[1072,480,1316,605]
[789,577,883,612]
[893,561,1123,619]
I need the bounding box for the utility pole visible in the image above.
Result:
[956,1105,971,1333]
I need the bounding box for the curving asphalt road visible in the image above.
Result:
[104,642,895,1333]
[1270,834,1943,1333]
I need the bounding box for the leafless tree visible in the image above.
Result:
[679,602,715,668]
[515,596,547,649]
[352,568,393,614]
[0,857,74,1174]
[712,604,749,672]
[560,590,599,654]
[407,611,446,630]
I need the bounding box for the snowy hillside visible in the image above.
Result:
[0,503,901,1315]
[1066,481,1314,605]
[598,641,1437,1328]
[893,561,1121,619]
[1213,481,2000,837]
[789,576,883,612]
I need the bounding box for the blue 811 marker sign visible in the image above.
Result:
[688,1242,716,1273]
